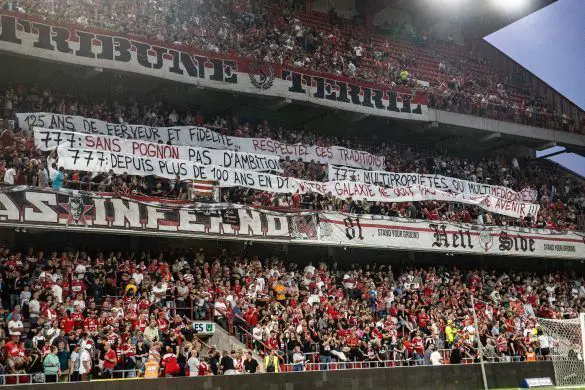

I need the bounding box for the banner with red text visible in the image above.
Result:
[34,127,282,172]
[326,181,540,218]
[328,165,537,202]
[56,147,539,219]
[19,112,384,169]
[318,213,585,259]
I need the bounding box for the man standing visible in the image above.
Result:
[3,165,16,185]
[186,349,200,377]
[244,351,259,373]
[52,167,66,190]
[103,342,117,378]
[219,350,236,375]
[430,346,443,365]
[79,340,93,381]
[57,341,70,382]
[69,344,81,382]
[43,346,60,383]
[412,332,425,365]
[264,349,279,373]
[445,320,457,348]
[292,346,306,372]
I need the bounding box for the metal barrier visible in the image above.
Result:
[0,359,557,385]
[0,370,138,385]
[283,359,418,372]
[282,354,557,373]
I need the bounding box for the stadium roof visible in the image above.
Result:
[485,0,585,111]
[365,0,557,39]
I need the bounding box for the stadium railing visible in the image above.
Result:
[0,369,136,385]
[281,353,556,373]
[0,356,556,384]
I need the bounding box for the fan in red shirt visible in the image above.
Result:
[157,316,169,333]
[244,306,259,328]
[70,276,87,297]
[84,312,99,333]
[412,332,425,362]
[496,334,508,354]
[346,332,359,348]
[198,358,211,376]
[60,278,71,298]
[42,305,58,322]
[417,311,430,329]
[134,314,149,333]
[266,333,279,351]
[137,297,150,312]
[162,346,180,377]
[60,314,75,334]
[71,307,85,329]
[103,343,118,374]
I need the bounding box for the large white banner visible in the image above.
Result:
[18,112,384,169]
[34,127,282,172]
[329,165,535,202]
[327,180,540,218]
[56,147,300,193]
[318,213,585,259]
[57,147,539,218]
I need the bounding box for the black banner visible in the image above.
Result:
[0,187,318,240]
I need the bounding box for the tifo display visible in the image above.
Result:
[0,0,584,387]
[29,120,542,219]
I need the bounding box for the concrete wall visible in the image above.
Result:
[207,325,264,372]
[431,109,585,147]
[4,361,554,390]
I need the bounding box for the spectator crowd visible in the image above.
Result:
[1,0,583,133]
[0,0,584,385]
[1,84,584,231]
[0,245,581,383]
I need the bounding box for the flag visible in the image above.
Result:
[191,180,217,197]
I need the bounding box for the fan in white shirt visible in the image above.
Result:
[430,348,443,365]
[132,271,144,285]
[3,167,16,185]
[8,318,24,336]
[187,350,200,377]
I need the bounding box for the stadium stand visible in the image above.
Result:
[0,0,584,386]
[1,84,584,231]
[2,0,583,133]
[0,245,582,382]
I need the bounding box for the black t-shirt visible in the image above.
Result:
[163,339,178,353]
[244,358,259,373]
[181,327,195,343]
[450,348,462,364]
[220,355,235,371]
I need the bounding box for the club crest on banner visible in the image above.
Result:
[291,215,318,239]
[479,229,494,252]
[249,60,275,90]
[319,221,333,238]
[59,196,94,226]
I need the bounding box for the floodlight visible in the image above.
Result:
[491,0,529,12]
